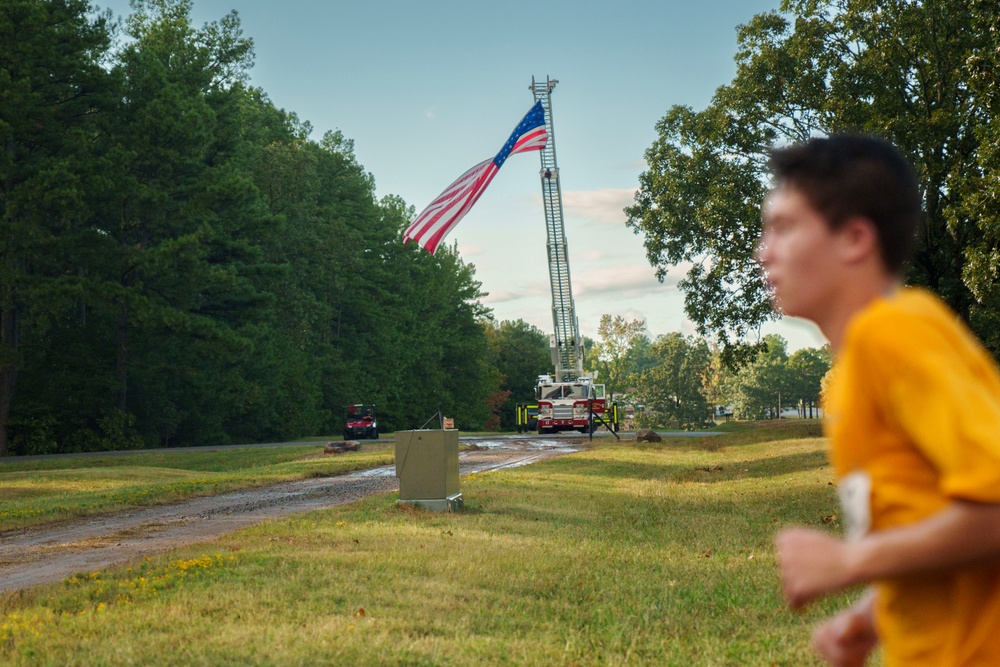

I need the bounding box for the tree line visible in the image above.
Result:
[0,0,510,455]
[586,316,830,430]
[11,0,921,455]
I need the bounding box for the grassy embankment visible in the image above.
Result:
[0,421,867,666]
[0,444,395,532]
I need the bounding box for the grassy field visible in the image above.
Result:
[0,444,395,532]
[0,421,870,666]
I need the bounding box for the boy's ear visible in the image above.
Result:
[838,216,880,266]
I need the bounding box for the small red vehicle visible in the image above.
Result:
[343,404,378,440]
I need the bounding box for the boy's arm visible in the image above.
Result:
[812,589,878,667]
[776,499,1000,608]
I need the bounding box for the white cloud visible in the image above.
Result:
[457,241,486,257]
[578,249,607,261]
[572,263,673,298]
[574,260,690,297]
[620,308,648,324]
[424,107,436,120]
[679,319,699,336]
[478,262,677,310]
[479,282,549,305]
[561,188,638,226]
[588,307,649,328]
[759,317,827,351]
[621,157,648,172]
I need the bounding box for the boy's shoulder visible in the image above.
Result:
[849,288,955,343]
[845,287,990,371]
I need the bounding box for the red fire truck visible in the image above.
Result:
[533,374,617,434]
[509,80,619,438]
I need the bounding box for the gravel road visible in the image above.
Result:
[0,435,588,593]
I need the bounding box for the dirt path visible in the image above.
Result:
[0,435,586,593]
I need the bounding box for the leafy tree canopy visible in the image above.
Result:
[586,315,647,397]
[631,332,714,430]
[627,0,1000,360]
[487,319,550,430]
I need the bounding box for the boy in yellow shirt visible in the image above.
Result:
[757,135,1000,666]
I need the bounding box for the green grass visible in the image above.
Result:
[697,419,822,445]
[0,422,871,666]
[0,445,394,532]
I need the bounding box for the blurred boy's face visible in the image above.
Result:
[756,186,843,322]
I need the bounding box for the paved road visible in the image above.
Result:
[3,433,594,462]
[1,429,720,463]
[0,436,585,593]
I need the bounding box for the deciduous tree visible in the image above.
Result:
[632,332,713,430]
[488,319,550,431]
[786,346,831,418]
[627,0,1000,359]
[586,315,647,397]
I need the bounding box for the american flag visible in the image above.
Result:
[403,101,548,254]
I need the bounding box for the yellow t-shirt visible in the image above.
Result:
[824,288,1000,667]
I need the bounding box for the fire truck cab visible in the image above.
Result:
[534,374,611,434]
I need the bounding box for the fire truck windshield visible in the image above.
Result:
[540,384,589,400]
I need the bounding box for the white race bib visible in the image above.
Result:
[838,471,872,541]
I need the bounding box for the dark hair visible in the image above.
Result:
[769,134,921,274]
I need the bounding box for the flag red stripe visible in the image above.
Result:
[403,159,493,243]
[421,166,499,253]
[403,162,487,241]
[408,164,497,254]
[404,102,548,254]
[511,127,547,154]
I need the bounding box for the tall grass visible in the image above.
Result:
[0,423,866,665]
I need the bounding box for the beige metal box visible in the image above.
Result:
[394,430,460,508]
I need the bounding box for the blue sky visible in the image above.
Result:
[96,0,826,351]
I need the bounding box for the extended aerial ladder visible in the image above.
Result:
[530,77,584,383]
[519,77,618,437]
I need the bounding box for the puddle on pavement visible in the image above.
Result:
[349,466,395,478]
[465,438,581,454]
[348,439,582,479]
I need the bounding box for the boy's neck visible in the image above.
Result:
[816,272,902,353]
